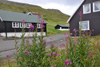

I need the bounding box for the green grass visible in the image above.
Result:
[0,1,70,35]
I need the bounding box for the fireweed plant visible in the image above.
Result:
[4,12,100,67]
[14,15,51,67]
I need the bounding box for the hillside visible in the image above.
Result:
[0,0,70,35]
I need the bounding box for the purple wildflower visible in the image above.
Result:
[65,37,68,41]
[43,40,46,45]
[74,40,77,44]
[60,43,65,46]
[29,25,34,30]
[50,42,55,46]
[6,54,9,58]
[52,52,58,56]
[79,11,82,17]
[73,29,78,33]
[48,54,51,57]
[40,20,45,28]
[52,52,56,55]
[25,39,29,42]
[65,59,72,66]
[70,33,73,36]
[25,51,30,54]
[82,34,86,38]
[56,47,58,48]
[22,19,25,23]
[64,32,67,35]
[89,53,93,57]
[37,14,41,18]
[56,53,58,56]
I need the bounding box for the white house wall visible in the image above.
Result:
[0,32,46,37]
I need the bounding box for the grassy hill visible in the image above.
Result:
[0,0,70,35]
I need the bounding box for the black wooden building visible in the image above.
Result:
[0,10,47,37]
[55,24,69,31]
[67,0,100,36]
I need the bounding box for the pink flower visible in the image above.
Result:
[6,54,9,58]
[70,33,73,36]
[25,51,30,54]
[50,42,55,46]
[37,14,41,18]
[40,20,45,28]
[64,32,67,35]
[43,41,46,45]
[29,25,34,30]
[65,59,72,66]
[60,43,65,46]
[40,23,45,28]
[22,19,25,23]
[65,37,68,41]
[89,53,93,57]
[56,54,58,56]
[82,34,86,38]
[25,39,29,42]
[79,11,82,17]
[52,52,58,56]
[74,40,77,44]
[52,52,56,55]
[48,54,51,57]
[73,29,78,33]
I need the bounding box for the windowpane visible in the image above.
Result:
[79,21,90,30]
[83,4,91,14]
[12,22,19,28]
[16,22,19,28]
[26,23,30,28]
[93,1,100,12]
[37,24,41,28]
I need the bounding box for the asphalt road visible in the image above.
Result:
[0,34,67,58]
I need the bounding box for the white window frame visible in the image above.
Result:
[79,20,90,31]
[83,3,91,14]
[12,22,19,28]
[20,23,25,28]
[93,1,100,12]
[25,23,30,28]
[37,24,41,28]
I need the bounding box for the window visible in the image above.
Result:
[20,23,31,28]
[12,22,19,28]
[79,20,90,30]
[37,24,41,28]
[83,3,91,14]
[20,23,25,28]
[25,23,30,28]
[93,1,100,12]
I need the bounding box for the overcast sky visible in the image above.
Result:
[8,0,83,16]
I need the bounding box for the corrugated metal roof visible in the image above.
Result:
[0,10,44,23]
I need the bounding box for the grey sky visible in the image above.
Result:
[8,0,83,15]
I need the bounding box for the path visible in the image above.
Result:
[0,34,67,58]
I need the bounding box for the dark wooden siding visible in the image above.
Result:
[0,21,5,32]
[55,25,60,29]
[0,21,46,33]
[69,0,100,36]
[55,25,69,29]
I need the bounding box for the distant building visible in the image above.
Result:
[0,10,47,37]
[67,0,100,36]
[55,24,69,31]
